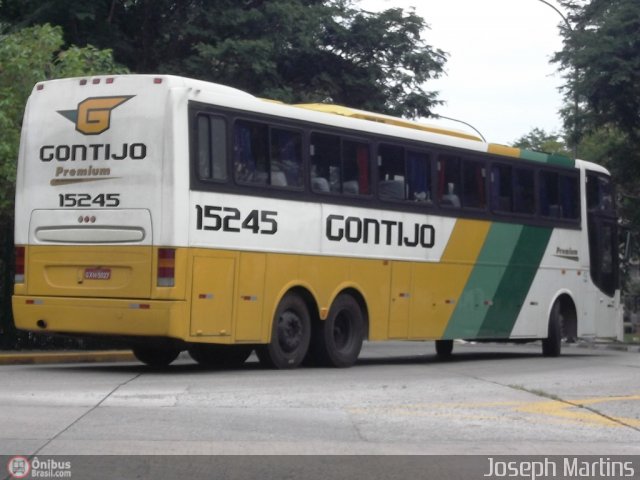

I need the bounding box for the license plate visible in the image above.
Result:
[84,268,111,280]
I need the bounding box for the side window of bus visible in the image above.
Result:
[559,174,580,219]
[378,144,405,201]
[310,133,340,193]
[378,145,432,202]
[540,171,579,219]
[462,159,486,209]
[343,140,370,195]
[406,150,432,203]
[234,120,302,188]
[235,120,268,185]
[271,127,303,188]
[513,168,535,214]
[587,173,614,212]
[491,164,512,212]
[311,133,370,196]
[437,154,461,207]
[196,114,227,181]
[492,165,535,215]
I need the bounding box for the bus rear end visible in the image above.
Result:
[12,75,187,348]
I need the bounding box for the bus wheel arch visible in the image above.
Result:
[542,293,577,357]
[309,287,368,368]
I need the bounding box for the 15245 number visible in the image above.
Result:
[195,205,278,235]
[58,193,120,208]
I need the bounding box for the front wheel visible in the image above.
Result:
[132,346,180,367]
[310,294,364,368]
[542,301,563,357]
[256,293,311,369]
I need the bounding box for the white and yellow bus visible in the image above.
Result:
[12,75,621,368]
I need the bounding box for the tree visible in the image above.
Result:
[0,0,448,118]
[554,0,640,141]
[0,23,126,221]
[552,0,640,231]
[511,128,571,156]
[0,24,126,348]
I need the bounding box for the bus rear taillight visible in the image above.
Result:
[157,248,175,287]
[15,247,25,284]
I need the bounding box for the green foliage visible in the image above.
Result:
[554,0,640,140]
[552,0,640,234]
[0,0,447,118]
[0,24,126,223]
[511,128,571,157]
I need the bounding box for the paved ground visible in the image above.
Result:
[0,340,639,458]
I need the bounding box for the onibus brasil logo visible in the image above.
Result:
[57,95,133,135]
[7,456,72,478]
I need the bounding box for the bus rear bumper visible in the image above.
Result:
[12,295,188,340]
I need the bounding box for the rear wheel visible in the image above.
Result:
[188,344,253,368]
[311,294,364,368]
[132,346,180,367]
[435,339,454,358]
[256,293,310,369]
[542,301,563,357]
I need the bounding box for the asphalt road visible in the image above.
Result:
[1,341,639,459]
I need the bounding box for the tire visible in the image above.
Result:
[311,294,364,368]
[256,293,311,369]
[188,344,253,368]
[542,301,563,357]
[435,339,453,358]
[132,346,180,367]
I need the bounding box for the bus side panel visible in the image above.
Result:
[511,228,585,338]
[235,252,266,342]
[411,219,491,340]
[190,254,235,337]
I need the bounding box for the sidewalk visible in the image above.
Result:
[0,350,135,365]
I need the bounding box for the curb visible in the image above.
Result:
[572,342,640,353]
[0,350,135,365]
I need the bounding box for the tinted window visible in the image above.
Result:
[587,173,614,212]
[462,159,486,209]
[513,168,535,214]
[541,171,579,219]
[311,133,370,195]
[271,128,302,188]
[378,144,405,201]
[491,164,512,212]
[310,133,340,193]
[196,114,227,181]
[343,140,370,195]
[437,154,462,207]
[406,151,432,203]
[234,120,302,188]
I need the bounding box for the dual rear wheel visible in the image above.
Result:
[257,292,365,369]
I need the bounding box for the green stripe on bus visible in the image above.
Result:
[519,150,548,163]
[519,149,574,168]
[476,225,553,338]
[443,223,522,339]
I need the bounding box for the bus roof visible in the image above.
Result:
[292,103,483,142]
[33,75,587,171]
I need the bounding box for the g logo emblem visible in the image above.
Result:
[58,96,133,135]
